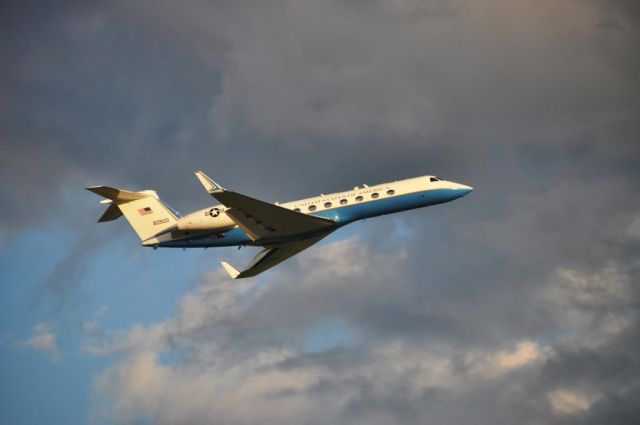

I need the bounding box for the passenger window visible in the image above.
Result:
[430,177,439,182]
[340,199,348,205]
[355,195,363,202]
[387,189,395,195]
[308,205,316,212]
[294,208,301,212]
[371,193,379,199]
[324,202,332,208]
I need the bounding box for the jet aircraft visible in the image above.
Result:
[87,172,472,279]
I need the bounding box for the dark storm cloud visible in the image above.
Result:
[0,0,223,234]
[2,0,639,424]
[2,0,638,221]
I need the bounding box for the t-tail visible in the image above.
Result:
[86,185,179,242]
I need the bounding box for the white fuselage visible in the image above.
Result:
[154,175,472,248]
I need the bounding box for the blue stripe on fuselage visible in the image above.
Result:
[158,188,464,248]
[313,188,465,224]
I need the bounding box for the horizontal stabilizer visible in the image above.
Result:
[98,204,122,222]
[87,185,151,224]
[86,185,151,202]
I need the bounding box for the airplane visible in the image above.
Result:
[87,172,473,279]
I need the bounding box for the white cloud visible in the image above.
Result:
[494,340,545,370]
[540,262,635,349]
[471,340,550,378]
[87,237,556,424]
[547,388,600,415]
[85,220,638,424]
[552,265,630,307]
[87,238,405,423]
[22,322,59,360]
[83,305,108,335]
[90,323,318,424]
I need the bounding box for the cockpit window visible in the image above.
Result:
[430,177,439,182]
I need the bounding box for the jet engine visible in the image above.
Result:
[176,206,236,232]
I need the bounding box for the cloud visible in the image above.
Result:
[1,0,639,424]
[548,388,601,416]
[209,0,639,151]
[3,0,638,230]
[88,227,638,424]
[82,306,108,338]
[463,340,550,378]
[21,322,60,361]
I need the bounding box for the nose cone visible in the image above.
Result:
[452,183,474,198]
[459,184,473,196]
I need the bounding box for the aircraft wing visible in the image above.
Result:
[220,231,333,279]
[195,171,335,241]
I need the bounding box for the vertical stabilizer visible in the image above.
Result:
[87,186,178,242]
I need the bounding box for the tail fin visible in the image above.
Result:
[87,186,179,242]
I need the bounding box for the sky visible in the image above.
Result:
[1,0,639,424]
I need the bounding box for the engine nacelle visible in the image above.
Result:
[177,206,236,231]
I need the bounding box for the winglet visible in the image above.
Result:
[221,261,241,279]
[195,171,225,193]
